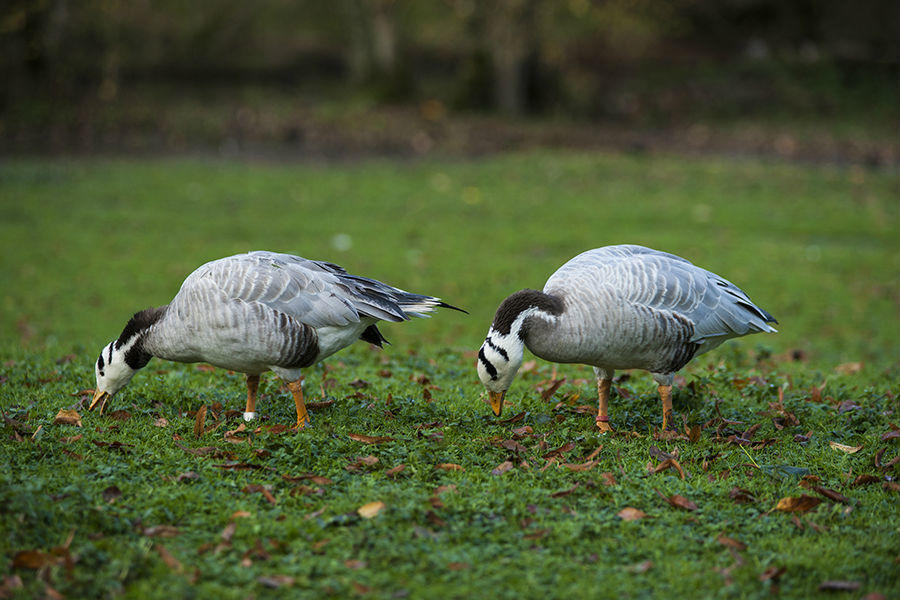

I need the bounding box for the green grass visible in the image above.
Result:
[1,153,899,599]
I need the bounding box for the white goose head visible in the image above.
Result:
[89,307,166,413]
[477,289,563,417]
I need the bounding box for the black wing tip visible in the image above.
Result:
[437,301,468,314]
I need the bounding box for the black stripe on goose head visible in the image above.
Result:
[491,289,564,338]
[116,306,168,370]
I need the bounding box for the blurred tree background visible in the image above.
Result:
[1,0,898,160]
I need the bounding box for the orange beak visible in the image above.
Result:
[89,389,109,414]
[489,391,505,417]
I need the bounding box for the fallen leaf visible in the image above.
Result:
[307,400,335,410]
[717,535,747,551]
[435,463,464,471]
[491,460,514,476]
[231,510,252,519]
[153,417,169,428]
[562,460,598,472]
[102,485,122,503]
[512,425,533,438]
[12,550,57,569]
[818,581,860,591]
[193,406,207,439]
[386,464,406,478]
[348,433,395,444]
[60,434,82,444]
[243,484,277,505]
[106,410,131,421]
[617,507,648,521]
[539,379,565,401]
[344,559,367,570]
[500,439,528,453]
[282,473,332,485]
[759,566,786,582]
[829,441,862,454]
[53,409,82,427]
[357,501,385,519]
[542,441,575,459]
[624,560,653,573]
[650,458,686,480]
[258,575,295,588]
[156,544,183,573]
[850,474,881,487]
[224,423,247,444]
[813,486,851,504]
[447,562,469,571]
[600,472,617,486]
[659,492,698,511]
[143,525,179,538]
[774,495,822,513]
[500,411,526,424]
[881,428,900,441]
[834,362,863,375]
[549,483,580,498]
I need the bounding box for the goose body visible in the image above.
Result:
[476,245,776,431]
[91,251,462,427]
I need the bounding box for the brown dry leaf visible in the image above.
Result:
[491,460,514,476]
[231,510,252,520]
[829,441,863,454]
[850,474,881,487]
[512,425,533,438]
[447,562,470,571]
[12,550,58,569]
[499,411,526,424]
[435,463,465,471]
[549,483,580,498]
[258,575,295,588]
[759,566,786,582]
[60,434,82,444]
[812,486,851,504]
[307,400,335,410]
[102,485,122,503]
[799,475,821,489]
[106,410,131,421]
[153,417,169,428]
[600,472,617,486]
[386,464,406,478]
[193,405,207,439]
[624,560,653,573]
[542,441,575,459]
[539,378,565,401]
[243,484,277,505]
[282,473,332,485]
[357,501,385,519]
[650,458,686,480]
[348,433,395,444]
[717,535,747,551]
[834,362,863,375]
[818,581,860,592]
[224,423,247,444]
[881,427,900,441]
[774,495,822,513]
[562,460,598,472]
[220,521,237,542]
[665,494,698,511]
[143,525,179,538]
[500,439,528,453]
[617,507,648,521]
[156,544,183,573]
[53,409,82,427]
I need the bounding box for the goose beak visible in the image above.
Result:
[89,389,109,414]
[489,391,505,417]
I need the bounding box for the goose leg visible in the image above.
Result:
[288,379,309,429]
[244,374,259,421]
[658,384,673,430]
[596,377,613,433]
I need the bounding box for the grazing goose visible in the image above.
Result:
[90,251,463,428]
[476,245,776,432]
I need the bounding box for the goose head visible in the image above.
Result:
[476,289,563,417]
[90,340,141,412]
[89,307,164,413]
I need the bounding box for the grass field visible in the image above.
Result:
[1,153,898,598]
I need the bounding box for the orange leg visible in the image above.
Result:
[596,378,613,433]
[244,374,260,421]
[659,384,673,430]
[288,379,309,429]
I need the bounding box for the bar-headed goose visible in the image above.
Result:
[90,251,463,428]
[476,245,776,432]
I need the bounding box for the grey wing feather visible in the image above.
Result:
[178,251,442,328]
[552,245,776,344]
